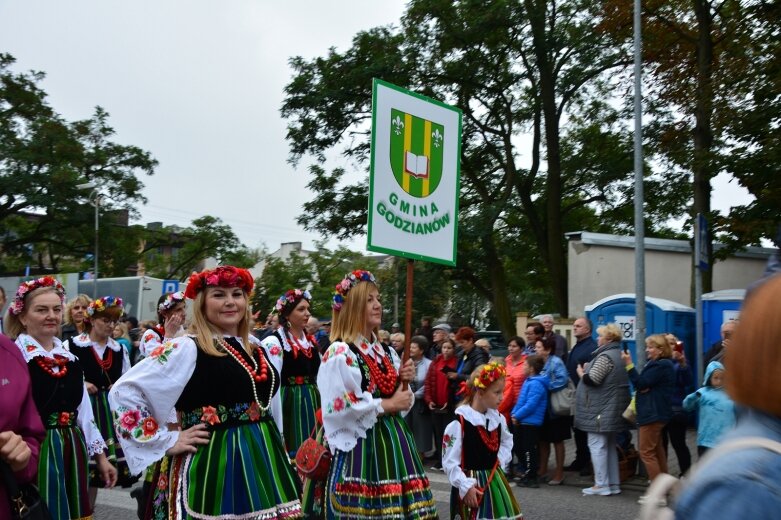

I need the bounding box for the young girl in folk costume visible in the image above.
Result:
[6,277,117,519]
[109,266,302,519]
[65,296,135,502]
[442,362,522,520]
[315,270,438,519]
[138,291,187,358]
[262,288,320,458]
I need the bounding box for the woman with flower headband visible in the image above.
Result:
[108,265,302,519]
[138,291,187,359]
[314,269,437,519]
[5,276,118,519]
[442,362,522,520]
[261,288,320,459]
[64,295,135,501]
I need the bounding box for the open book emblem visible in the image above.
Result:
[389,108,444,198]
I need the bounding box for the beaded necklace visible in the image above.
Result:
[34,354,69,378]
[285,329,313,359]
[476,424,500,452]
[218,338,276,413]
[358,340,398,396]
[91,345,113,371]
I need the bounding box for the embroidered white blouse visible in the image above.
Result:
[441,405,513,498]
[317,336,413,454]
[65,333,131,375]
[261,325,317,356]
[107,334,284,475]
[138,326,185,357]
[15,334,108,456]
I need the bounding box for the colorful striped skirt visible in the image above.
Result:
[281,381,320,457]
[169,417,302,519]
[90,390,136,487]
[39,426,92,520]
[449,468,522,520]
[325,414,438,519]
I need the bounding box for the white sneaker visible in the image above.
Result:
[582,486,612,496]
[609,485,621,495]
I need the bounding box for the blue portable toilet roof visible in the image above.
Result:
[584,293,694,313]
[701,289,745,301]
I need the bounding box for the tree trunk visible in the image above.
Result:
[692,0,714,295]
[482,233,515,339]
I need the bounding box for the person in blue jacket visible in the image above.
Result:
[511,355,549,488]
[682,360,736,456]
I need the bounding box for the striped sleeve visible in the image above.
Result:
[582,354,614,386]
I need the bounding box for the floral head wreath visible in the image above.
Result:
[9,276,66,316]
[183,266,254,300]
[159,291,185,313]
[275,289,311,317]
[332,270,376,311]
[473,361,506,390]
[86,296,124,319]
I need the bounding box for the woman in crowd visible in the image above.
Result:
[675,275,781,517]
[405,335,433,461]
[390,332,405,355]
[424,338,457,471]
[138,291,186,358]
[535,335,571,486]
[450,327,489,386]
[65,296,134,501]
[112,322,133,356]
[621,333,674,494]
[575,323,631,496]
[663,333,693,475]
[60,294,91,344]
[6,277,117,519]
[0,332,45,516]
[499,336,527,476]
[262,288,320,458]
[109,265,302,519]
[316,270,437,519]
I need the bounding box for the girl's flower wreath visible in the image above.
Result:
[274,288,312,317]
[158,291,185,312]
[332,270,376,311]
[184,266,254,299]
[86,296,124,319]
[473,361,506,390]
[10,276,66,315]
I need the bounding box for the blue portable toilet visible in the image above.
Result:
[702,289,744,357]
[585,294,696,365]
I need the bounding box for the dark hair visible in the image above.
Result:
[508,336,524,348]
[539,335,556,353]
[525,354,545,374]
[526,322,544,336]
[126,316,139,329]
[0,286,5,298]
[410,335,429,352]
[455,326,477,342]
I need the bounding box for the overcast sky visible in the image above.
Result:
[0,0,752,254]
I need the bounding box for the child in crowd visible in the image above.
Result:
[510,355,549,488]
[683,360,736,456]
[442,362,522,519]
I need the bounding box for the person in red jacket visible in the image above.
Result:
[424,338,457,471]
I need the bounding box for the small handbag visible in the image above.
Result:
[295,432,331,481]
[622,395,637,425]
[550,379,576,416]
[0,459,50,520]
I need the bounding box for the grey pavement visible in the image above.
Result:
[92,428,699,519]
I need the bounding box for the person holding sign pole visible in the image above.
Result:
[316,270,438,519]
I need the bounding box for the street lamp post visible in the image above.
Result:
[77,182,100,297]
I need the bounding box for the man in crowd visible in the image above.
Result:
[524,323,544,356]
[565,317,597,475]
[703,319,736,364]
[430,323,451,358]
[540,314,568,362]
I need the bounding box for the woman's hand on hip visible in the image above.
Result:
[166,423,211,456]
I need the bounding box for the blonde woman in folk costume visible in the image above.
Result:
[6,277,117,519]
[109,266,302,519]
[64,296,134,504]
[138,291,187,358]
[261,288,320,458]
[316,270,437,519]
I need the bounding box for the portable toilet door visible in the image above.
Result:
[702,289,745,357]
[585,294,696,365]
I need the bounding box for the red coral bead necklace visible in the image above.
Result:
[286,329,313,359]
[91,345,113,371]
[35,354,69,378]
[358,340,398,396]
[219,338,275,412]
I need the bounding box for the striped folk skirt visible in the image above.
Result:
[281,381,320,457]
[39,426,92,520]
[450,469,522,520]
[90,390,136,487]
[325,414,438,519]
[169,417,303,519]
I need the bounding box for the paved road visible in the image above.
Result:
[94,468,645,519]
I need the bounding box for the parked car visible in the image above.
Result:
[476,330,507,358]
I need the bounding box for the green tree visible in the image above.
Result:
[0,53,156,275]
